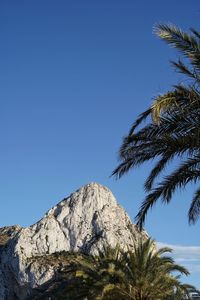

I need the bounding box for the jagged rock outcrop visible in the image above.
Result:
[0,182,148,299]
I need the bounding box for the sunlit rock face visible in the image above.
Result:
[0,182,148,299]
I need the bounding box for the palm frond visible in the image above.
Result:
[144,154,173,191]
[171,59,200,82]
[128,108,152,135]
[188,186,200,224]
[113,24,200,229]
[155,23,199,56]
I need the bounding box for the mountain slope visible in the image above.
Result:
[0,183,147,299]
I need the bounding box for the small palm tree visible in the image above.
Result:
[65,238,193,300]
[112,24,200,229]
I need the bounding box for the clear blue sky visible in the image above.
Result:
[1,0,200,288]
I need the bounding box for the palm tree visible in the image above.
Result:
[65,238,193,300]
[68,245,127,300]
[112,24,200,229]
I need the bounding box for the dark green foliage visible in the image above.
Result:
[112,24,200,229]
[28,240,196,299]
[60,239,193,300]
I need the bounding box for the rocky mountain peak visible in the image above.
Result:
[46,182,117,221]
[0,183,148,299]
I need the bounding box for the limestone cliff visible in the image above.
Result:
[0,183,148,299]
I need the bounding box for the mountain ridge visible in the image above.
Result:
[0,182,148,299]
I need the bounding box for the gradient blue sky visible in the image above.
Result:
[1,0,200,288]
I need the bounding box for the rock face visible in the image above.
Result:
[0,183,148,299]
